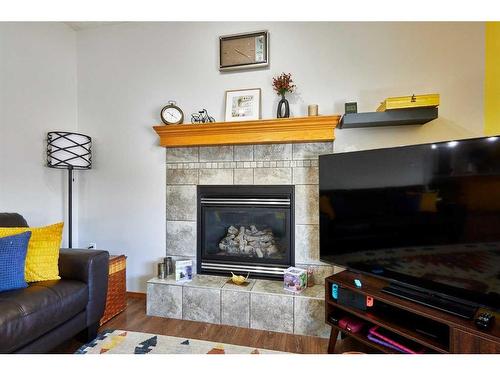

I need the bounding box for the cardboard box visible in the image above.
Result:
[284,267,307,293]
[175,259,193,283]
[377,93,440,112]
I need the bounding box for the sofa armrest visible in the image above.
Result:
[59,249,109,326]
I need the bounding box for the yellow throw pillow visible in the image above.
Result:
[0,222,63,282]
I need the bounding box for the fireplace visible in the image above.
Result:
[197,185,294,279]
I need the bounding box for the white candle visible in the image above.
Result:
[308,104,319,116]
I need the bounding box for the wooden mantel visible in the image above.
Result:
[153,115,339,148]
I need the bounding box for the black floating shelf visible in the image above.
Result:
[339,107,438,129]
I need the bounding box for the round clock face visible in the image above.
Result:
[161,104,184,125]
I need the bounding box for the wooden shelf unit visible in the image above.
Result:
[339,107,438,129]
[152,115,339,148]
[325,271,500,354]
[326,299,449,353]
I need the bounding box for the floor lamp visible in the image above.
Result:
[47,132,92,248]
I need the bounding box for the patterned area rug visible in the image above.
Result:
[76,329,284,354]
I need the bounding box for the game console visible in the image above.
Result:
[337,287,369,311]
[366,296,374,307]
[332,283,374,310]
[331,283,339,299]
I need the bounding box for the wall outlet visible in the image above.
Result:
[88,242,97,249]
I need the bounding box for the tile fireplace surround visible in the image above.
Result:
[147,141,341,337]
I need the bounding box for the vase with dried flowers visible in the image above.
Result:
[272,72,296,118]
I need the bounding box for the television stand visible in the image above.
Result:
[382,283,477,320]
[325,270,500,353]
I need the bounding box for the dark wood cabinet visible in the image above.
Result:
[325,271,500,354]
[451,329,500,353]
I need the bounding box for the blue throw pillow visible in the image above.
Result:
[0,231,31,292]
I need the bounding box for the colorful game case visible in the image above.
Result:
[368,326,424,354]
[367,334,406,353]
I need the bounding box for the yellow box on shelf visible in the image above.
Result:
[376,93,440,112]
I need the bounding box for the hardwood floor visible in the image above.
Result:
[53,295,372,354]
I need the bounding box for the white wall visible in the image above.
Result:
[0,22,78,246]
[75,22,485,292]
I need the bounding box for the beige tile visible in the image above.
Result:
[234,145,254,161]
[222,290,250,328]
[234,168,254,184]
[254,144,292,161]
[183,287,221,324]
[295,224,319,263]
[295,185,319,224]
[146,283,182,319]
[166,147,199,163]
[166,169,198,184]
[199,146,233,161]
[294,297,330,337]
[293,142,333,160]
[166,221,196,257]
[250,293,293,333]
[199,169,233,184]
[293,167,319,184]
[166,185,197,221]
[254,168,292,184]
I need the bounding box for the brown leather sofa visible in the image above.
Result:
[0,213,109,353]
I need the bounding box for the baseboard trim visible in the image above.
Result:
[126,291,146,299]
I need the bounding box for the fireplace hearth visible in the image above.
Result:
[197,185,294,279]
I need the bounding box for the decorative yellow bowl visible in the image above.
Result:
[230,272,249,285]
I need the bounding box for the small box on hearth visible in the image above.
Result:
[284,267,307,293]
[175,259,193,283]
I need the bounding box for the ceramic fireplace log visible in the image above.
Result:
[218,225,278,258]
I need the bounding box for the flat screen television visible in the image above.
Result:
[319,136,500,313]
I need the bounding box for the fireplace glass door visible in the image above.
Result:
[197,185,295,279]
[201,205,291,265]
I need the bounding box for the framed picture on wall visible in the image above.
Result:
[224,88,261,122]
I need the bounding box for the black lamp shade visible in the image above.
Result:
[47,132,92,170]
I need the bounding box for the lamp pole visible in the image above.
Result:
[68,165,73,248]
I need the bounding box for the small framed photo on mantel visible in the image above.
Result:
[224,88,261,122]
